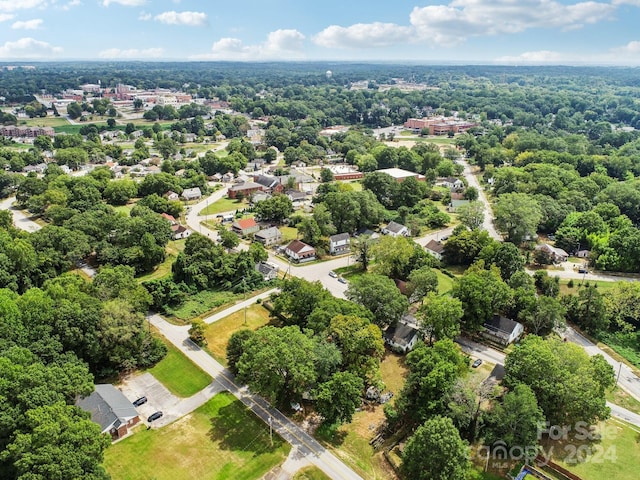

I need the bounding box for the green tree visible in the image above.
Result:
[270,278,330,328]
[484,384,544,449]
[451,263,512,331]
[102,179,138,206]
[328,314,384,384]
[320,168,334,183]
[406,265,438,303]
[456,201,485,230]
[520,295,566,336]
[253,194,293,222]
[564,285,608,333]
[494,192,542,244]
[443,227,494,266]
[236,326,317,407]
[401,415,470,480]
[345,274,409,328]
[479,241,525,280]
[217,226,240,250]
[313,371,364,426]
[189,319,208,347]
[351,234,373,271]
[393,339,468,424]
[417,293,463,345]
[504,336,613,426]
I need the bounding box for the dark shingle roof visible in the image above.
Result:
[76,384,138,432]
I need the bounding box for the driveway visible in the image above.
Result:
[119,372,226,428]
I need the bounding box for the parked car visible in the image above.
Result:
[338,277,347,284]
[132,396,147,407]
[147,411,163,422]
[472,359,483,368]
[578,268,589,274]
[329,271,337,278]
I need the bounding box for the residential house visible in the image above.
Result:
[384,317,420,353]
[424,239,445,260]
[286,190,308,208]
[535,243,569,263]
[231,218,260,236]
[254,226,282,246]
[482,315,524,346]
[222,172,235,183]
[164,191,180,201]
[76,384,140,440]
[256,261,279,281]
[161,213,177,225]
[329,233,351,255]
[436,176,465,191]
[382,221,409,237]
[181,187,202,201]
[23,163,48,174]
[285,239,316,262]
[355,228,380,240]
[254,174,281,192]
[251,191,271,204]
[171,224,192,240]
[228,181,263,199]
[576,249,590,259]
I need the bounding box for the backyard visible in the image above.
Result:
[104,392,290,480]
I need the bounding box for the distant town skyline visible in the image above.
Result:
[1,0,640,65]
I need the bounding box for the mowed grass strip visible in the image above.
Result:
[200,197,247,215]
[104,392,290,480]
[292,466,331,480]
[204,304,273,365]
[147,340,212,397]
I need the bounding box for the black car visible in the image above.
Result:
[132,396,147,407]
[147,411,163,422]
[472,359,483,368]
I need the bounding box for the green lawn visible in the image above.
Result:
[147,340,212,397]
[606,387,640,416]
[204,304,274,365]
[280,226,298,243]
[436,270,455,294]
[200,197,248,216]
[20,116,71,127]
[104,392,290,480]
[292,466,331,480]
[136,239,186,283]
[546,418,640,480]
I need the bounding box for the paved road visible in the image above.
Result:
[0,197,42,232]
[149,313,362,480]
[459,160,501,241]
[456,336,640,428]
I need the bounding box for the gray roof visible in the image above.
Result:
[484,315,522,336]
[425,239,445,254]
[254,174,279,188]
[384,320,419,347]
[182,187,202,198]
[329,233,350,243]
[255,226,281,240]
[385,221,407,234]
[76,384,138,432]
[230,181,262,192]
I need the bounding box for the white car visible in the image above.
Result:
[329,271,338,278]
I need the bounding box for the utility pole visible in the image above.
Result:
[615,362,623,387]
[268,416,273,446]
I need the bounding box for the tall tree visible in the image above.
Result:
[313,371,364,426]
[417,293,463,345]
[345,274,409,328]
[401,415,470,480]
[494,192,542,244]
[456,201,485,230]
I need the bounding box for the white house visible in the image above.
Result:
[382,221,409,237]
[171,224,192,240]
[285,240,316,262]
[436,176,465,191]
[384,318,420,353]
[424,239,445,260]
[535,243,569,263]
[482,315,524,346]
[329,233,350,255]
[181,187,202,201]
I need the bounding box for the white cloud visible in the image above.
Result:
[191,29,306,60]
[0,13,14,21]
[313,0,616,50]
[154,11,207,26]
[495,50,566,64]
[612,0,640,5]
[99,47,164,58]
[0,37,62,58]
[313,22,412,49]
[12,18,43,30]
[62,0,81,10]
[138,11,151,21]
[610,40,640,55]
[0,0,46,12]
[102,0,146,7]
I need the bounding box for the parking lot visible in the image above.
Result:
[118,373,226,428]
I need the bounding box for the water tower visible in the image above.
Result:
[326,70,332,80]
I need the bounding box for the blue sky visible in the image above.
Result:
[1,0,640,65]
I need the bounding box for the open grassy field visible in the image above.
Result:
[200,197,248,216]
[545,418,640,480]
[436,270,455,294]
[104,392,290,480]
[20,116,71,127]
[204,304,274,365]
[147,339,212,397]
[606,387,640,416]
[317,351,408,480]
